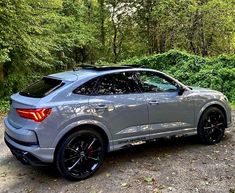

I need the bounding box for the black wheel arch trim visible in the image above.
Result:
[197,103,228,128]
[54,124,109,163]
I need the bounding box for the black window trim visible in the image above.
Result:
[73,70,182,96]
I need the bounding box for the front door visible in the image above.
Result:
[136,71,195,136]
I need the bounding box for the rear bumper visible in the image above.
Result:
[4,118,38,144]
[5,138,50,166]
[4,131,55,164]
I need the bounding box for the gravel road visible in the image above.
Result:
[0,113,234,193]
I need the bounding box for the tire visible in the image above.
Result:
[55,128,105,181]
[197,107,226,145]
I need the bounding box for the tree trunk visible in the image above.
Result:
[0,64,4,81]
[99,0,105,47]
[85,0,92,22]
[188,10,199,55]
[146,0,153,54]
[200,18,208,56]
[111,1,119,63]
[113,24,118,63]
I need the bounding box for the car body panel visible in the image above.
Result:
[4,133,54,162]
[4,118,38,144]
[50,117,113,149]
[89,93,149,139]
[144,90,195,133]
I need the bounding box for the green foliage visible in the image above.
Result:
[0,100,9,113]
[123,50,235,102]
[0,72,42,100]
[0,0,58,68]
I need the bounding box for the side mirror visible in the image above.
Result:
[178,87,185,95]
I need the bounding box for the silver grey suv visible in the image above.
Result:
[4,66,232,180]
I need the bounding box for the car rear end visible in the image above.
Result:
[4,76,69,166]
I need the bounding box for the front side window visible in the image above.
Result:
[137,71,178,93]
[95,72,139,95]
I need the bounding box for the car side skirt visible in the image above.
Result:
[110,127,197,151]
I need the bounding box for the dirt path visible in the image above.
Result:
[0,113,234,193]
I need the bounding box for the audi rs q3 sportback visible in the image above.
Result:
[4,66,232,180]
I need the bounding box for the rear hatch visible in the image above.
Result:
[8,77,64,128]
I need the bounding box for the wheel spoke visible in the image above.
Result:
[203,126,211,130]
[216,122,224,126]
[86,138,96,151]
[89,147,102,153]
[87,156,99,161]
[65,155,78,162]
[65,147,78,154]
[204,129,213,137]
[68,158,81,171]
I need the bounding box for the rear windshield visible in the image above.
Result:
[19,77,63,98]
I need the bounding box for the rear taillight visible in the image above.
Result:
[16,108,52,122]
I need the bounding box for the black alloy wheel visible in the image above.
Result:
[198,107,226,145]
[56,128,105,180]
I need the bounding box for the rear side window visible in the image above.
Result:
[73,78,98,95]
[95,72,140,95]
[20,77,63,98]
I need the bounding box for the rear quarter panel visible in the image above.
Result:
[36,94,113,149]
[35,95,91,148]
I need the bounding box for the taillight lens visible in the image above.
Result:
[16,108,52,122]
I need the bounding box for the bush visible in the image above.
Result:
[0,100,9,113]
[123,49,235,103]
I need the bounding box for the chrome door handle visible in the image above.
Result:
[148,100,159,105]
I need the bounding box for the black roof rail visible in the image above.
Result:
[72,64,144,71]
[72,64,95,71]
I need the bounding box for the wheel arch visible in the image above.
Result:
[197,102,227,128]
[53,122,111,163]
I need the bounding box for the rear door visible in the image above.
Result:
[136,71,194,136]
[89,71,149,143]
